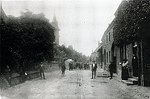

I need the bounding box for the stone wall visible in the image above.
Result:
[0,61,60,89]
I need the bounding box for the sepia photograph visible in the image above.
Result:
[0,0,150,98]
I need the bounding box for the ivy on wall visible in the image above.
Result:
[113,0,150,46]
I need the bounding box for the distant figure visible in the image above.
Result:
[6,65,11,85]
[84,63,87,70]
[79,63,82,70]
[39,63,45,79]
[87,63,90,70]
[69,62,73,71]
[109,61,114,79]
[20,66,26,83]
[121,59,129,80]
[91,61,97,79]
[61,59,66,76]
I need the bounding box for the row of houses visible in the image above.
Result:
[94,0,150,86]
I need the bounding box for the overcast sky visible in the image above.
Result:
[2,0,122,56]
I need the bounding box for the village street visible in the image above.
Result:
[0,69,150,99]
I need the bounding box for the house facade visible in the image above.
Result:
[98,0,150,86]
[90,42,102,67]
[100,19,116,71]
[113,0,150,86]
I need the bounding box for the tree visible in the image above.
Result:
[2,11,55,72]
[114,0,150,45]
[56,45,88,63]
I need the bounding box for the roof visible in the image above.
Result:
[101,0,129,42]
[114,0,129,16]
[101,19,115,42]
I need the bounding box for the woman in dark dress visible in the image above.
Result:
[121,59,129,80]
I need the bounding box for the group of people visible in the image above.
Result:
[109,59,129,80]
[60,60,98,79]
[91,60,129,80]
[39,59,131,81]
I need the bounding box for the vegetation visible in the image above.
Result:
[113,0,150,45]
[54,45,88,63]
[1,11,55,73]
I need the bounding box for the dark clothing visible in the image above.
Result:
[61,62,66,75]
[5,67,11,85]
[121,66,129,80]
[39,65,45,79]
[132,57,138,77]
[91,64,97,79]
[61,66,66,74]
[109,63,114,79]
[20,67,26,83]
[92,64,97,71]
[69,63,73,70]
[92,70,96,79]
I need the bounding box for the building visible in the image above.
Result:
[97,0,139,80]
[97,0,137,80]
[113,0,139,84]
[113,0,150,86]
[90,42,102,68]
[90,43,99,62]
[100,19,116,71]
[51,16,60,45]
[97,0,140,82]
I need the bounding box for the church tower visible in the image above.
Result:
[51,15,60,45]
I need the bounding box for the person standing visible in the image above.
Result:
[91,61,97,79]
[61,59,66,76]
[39,62,45,79]
[109,62,114,79]
[132,55,138,77]
[6,65,11,86]
[121,59,129,80]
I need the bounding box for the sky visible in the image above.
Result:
[2,0,122,56]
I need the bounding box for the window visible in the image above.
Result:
[107,52,108,63]
[109,32,111,41]
[109,51,111,62]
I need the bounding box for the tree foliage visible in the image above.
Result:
[113,0,150,45]
[55,45,88,63]
[2,11,55,72]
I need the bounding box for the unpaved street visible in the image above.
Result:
[0,70,149,99]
